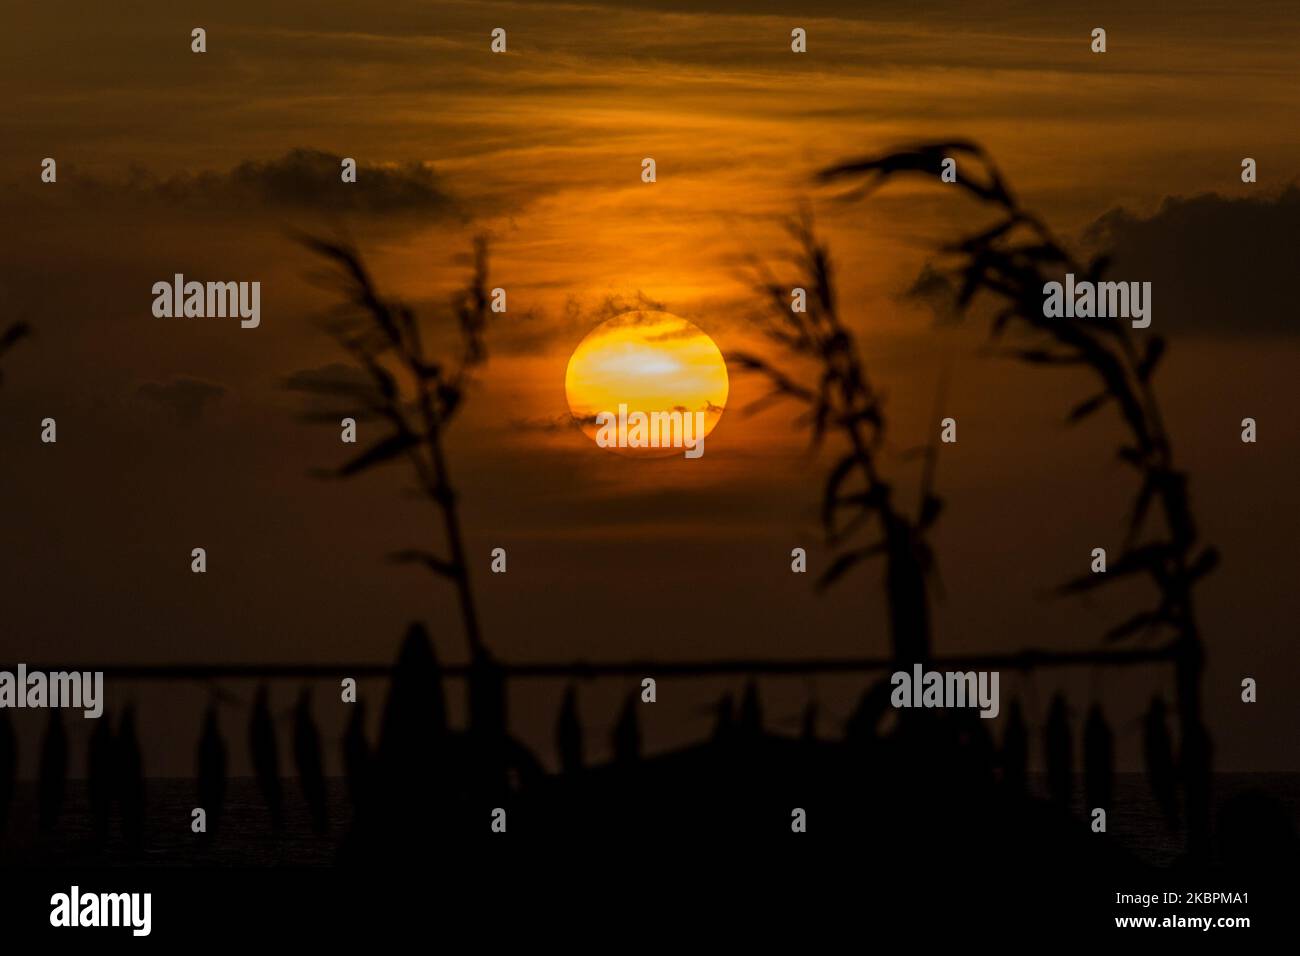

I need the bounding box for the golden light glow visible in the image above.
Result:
[564,311,728,455]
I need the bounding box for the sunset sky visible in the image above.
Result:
[1,0,1297,777]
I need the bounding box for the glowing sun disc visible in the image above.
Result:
[564,311,728,456]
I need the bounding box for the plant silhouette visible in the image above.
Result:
[817,140,1218,854]
[731,215,941,668]
[291,235,491,658]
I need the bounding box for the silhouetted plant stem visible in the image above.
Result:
[292,235,491,661]
[817,141,1215,856]
[427,414,483,655]
[732,217,939,667]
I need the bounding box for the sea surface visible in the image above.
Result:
[1,773,1296,867]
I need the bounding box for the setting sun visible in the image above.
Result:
[564,311,728,455]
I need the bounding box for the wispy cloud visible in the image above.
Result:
[24,149,462,221]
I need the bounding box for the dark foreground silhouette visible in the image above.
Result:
[6,623,1294,892]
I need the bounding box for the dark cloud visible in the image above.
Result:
[282,362,373,393]
[904,186,1300,337]
[646,324,705,342]
[53,149,461,220]
[489,292,668,356]
[1081,186,1300,337]
[903,262,963,327]
[136,376,226,424]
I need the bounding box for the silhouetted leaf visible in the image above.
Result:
[336,432,417,477]
[437,383,462,419]
[816,542,886,590]
[1058,543,1172,594]
[1087,253,1112,280]
[822,454,861,531]
[990,307,1017,338]
[1186,547,1219,581]
[1117,445,1144,468]
[1126,471,1159,540]
[1104,610,1165,643]
[1006,349,1084,365]
[817,141,1015,207]
[1161,471,1195,548]
[1066,392,1110,424]
[728,352,814,406]
[294,234,399,343]
[1137,337,1166,382]
[413,359,443,381]
[918,493,943,530]
[0,322,30,355]
[949,215,1023,253]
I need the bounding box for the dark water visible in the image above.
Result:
[1063,772,1300,867]
[1,778,350,867]
[2,773,1297,867]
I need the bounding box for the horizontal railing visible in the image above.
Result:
[4,643,1179,679]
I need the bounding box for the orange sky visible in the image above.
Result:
[1,0,1298,776]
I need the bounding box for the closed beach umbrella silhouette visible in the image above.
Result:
[1143,697,1178,828]
[86,714,114,846]
[353,622,458,862]
[1180,717,1213,852]
[556,685,583,775]
[196,704,227,837]
[739,681,763,738]
[249,684,283,831]
[612,692,640,765]
[466,646,509,798]
[844,679,893,744]
[294,687,329,835]
[468,645,506,741]
[342,701,370,812]
[37,709,66,833]
[376,623,447,789]
[960,709,996,786]
[0,711,15,840]
[115,706,146,850]
[712,693,736,743]
[1000,697,1028,794]
[800,699,818,742]
[1044,694,1072,809]
[1084,704,1114,813]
